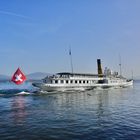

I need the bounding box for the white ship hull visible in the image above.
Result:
[33,83,94,92]
[33,80,133,92]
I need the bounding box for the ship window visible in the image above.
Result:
[79,80,81,84]
[55,80,58,84]
[60,80,63,83]
[70,80,73,83]
[75,80,77,84]
[87,81,88,83]
[83,81,85,84]
[66,80,69,84]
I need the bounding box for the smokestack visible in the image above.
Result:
[97,59,103,77]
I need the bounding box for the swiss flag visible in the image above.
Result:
[11,68,26,85]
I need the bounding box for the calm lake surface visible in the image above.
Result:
[0,81,140,140]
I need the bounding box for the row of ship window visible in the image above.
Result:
[51,80,96,84]
[49,80,118,84]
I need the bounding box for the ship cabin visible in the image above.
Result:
[43,72,105,85]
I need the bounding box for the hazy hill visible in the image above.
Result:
[27,72,52,80]
[0,72,52,81]
[0,74,10,81]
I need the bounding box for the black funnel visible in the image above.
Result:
[97,59,103,77]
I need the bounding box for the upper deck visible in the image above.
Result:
[43,72,105,82]
[56,72,105,78]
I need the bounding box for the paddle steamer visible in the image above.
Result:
[32,59,133,92]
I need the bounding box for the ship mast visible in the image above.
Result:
[119,54,122,76]
[69,46,74,74]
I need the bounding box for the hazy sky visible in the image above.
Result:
[0,0,140,77]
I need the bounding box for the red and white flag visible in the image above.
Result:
[11,68,26,85]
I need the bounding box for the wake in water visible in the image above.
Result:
[0,90,33,96]
[0,81,38,96]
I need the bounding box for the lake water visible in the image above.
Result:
[0,81,140,140]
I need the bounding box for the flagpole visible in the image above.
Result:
[69,47,74,74]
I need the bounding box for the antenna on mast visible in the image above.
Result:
[69,46,74,74]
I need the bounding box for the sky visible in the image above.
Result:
[0,0,140,77]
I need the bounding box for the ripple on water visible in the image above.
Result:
[0,81,140,139]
